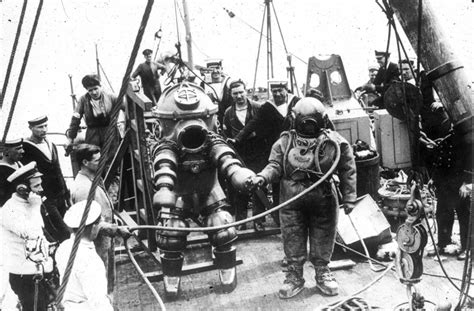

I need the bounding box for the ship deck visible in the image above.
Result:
[113,222,470,310]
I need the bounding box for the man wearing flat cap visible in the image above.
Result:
[361,50,399,109]
[55,200,114,310]
[0,138,24,206]
[131,48,167,106]
[66,74,124,152]
[0,162,55,311]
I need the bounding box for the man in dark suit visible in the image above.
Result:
[223,80,267,231]
[362,51,400,109]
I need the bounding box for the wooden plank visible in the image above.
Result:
[127,83,152,111]
[144,258,244,282]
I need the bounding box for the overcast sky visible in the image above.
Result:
[1,0,472,137]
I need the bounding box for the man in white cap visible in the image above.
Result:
[0,162,55,311]
[70,143,130,294]
[55,200,113,310]
[203,59,233,129]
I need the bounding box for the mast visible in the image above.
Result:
[389,0,473,141]
[182,0,193,69]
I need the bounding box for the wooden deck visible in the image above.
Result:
[113,225,471,311]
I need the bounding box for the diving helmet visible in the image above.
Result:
[292,97,326,137]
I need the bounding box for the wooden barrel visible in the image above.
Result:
[355,154,380,200]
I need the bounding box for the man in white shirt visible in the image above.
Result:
[56,200,113,311]
[0,162,55,311]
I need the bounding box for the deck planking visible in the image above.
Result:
[114,230,471,310]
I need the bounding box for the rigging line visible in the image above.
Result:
[59,0,69,20]
[99,62,115,93]
[415,0,423,86]
[2,0,44,143]
[224,7,307,65]
[0,0,28,110]
[55,0,155,304]
[270,1,288,54]
[424,210,472,298]
[252,6,266,93]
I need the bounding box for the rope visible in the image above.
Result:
[99,62,115,93]
[129,139,341,233]
[319,262,395,310]
[0,0,28,110]
[252,7,266,93]
[124,236,166,310]
[55,0,155,303]
[455,200,473,309]
[416,0,423,85]
[1,0,44,143]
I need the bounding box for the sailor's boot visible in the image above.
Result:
[315,265,339,296]
[278,265,305,299]
[161,252,184,299]
[214,246,237,293]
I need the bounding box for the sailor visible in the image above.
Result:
[0,162,55,311]
[203,59,233,128]
[66,74,124,150]
[249,97,357,299]
[131,48,167,106]
[0,139,24,206]
[361,50,400,109]
[22,116,70,217]
[223,80,267,231]
[69,143,130,294]
[55,200,114,310]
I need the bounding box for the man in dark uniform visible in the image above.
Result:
[131,48,167,105]
[223,80,267,231]
[0,139,24,206]
[232,80,300,208]
[22,116,70,217]
[362,51,400,109]
[249,97,357,299]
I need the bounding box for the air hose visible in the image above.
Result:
[129,137,341,233]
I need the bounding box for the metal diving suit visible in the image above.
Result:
[149,82,255,297]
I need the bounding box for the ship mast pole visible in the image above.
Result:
[182,0,194,69]
[266,0,274,80]
[389,0,473,141]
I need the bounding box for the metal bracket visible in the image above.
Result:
[426,60,464,82]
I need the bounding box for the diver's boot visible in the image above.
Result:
[315,265,339,296]
[214,246,238,293]
[278,265,304,299]
[161,253,184,299]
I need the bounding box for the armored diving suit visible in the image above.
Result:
[150,82,255,297]
[251,97,357,299]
